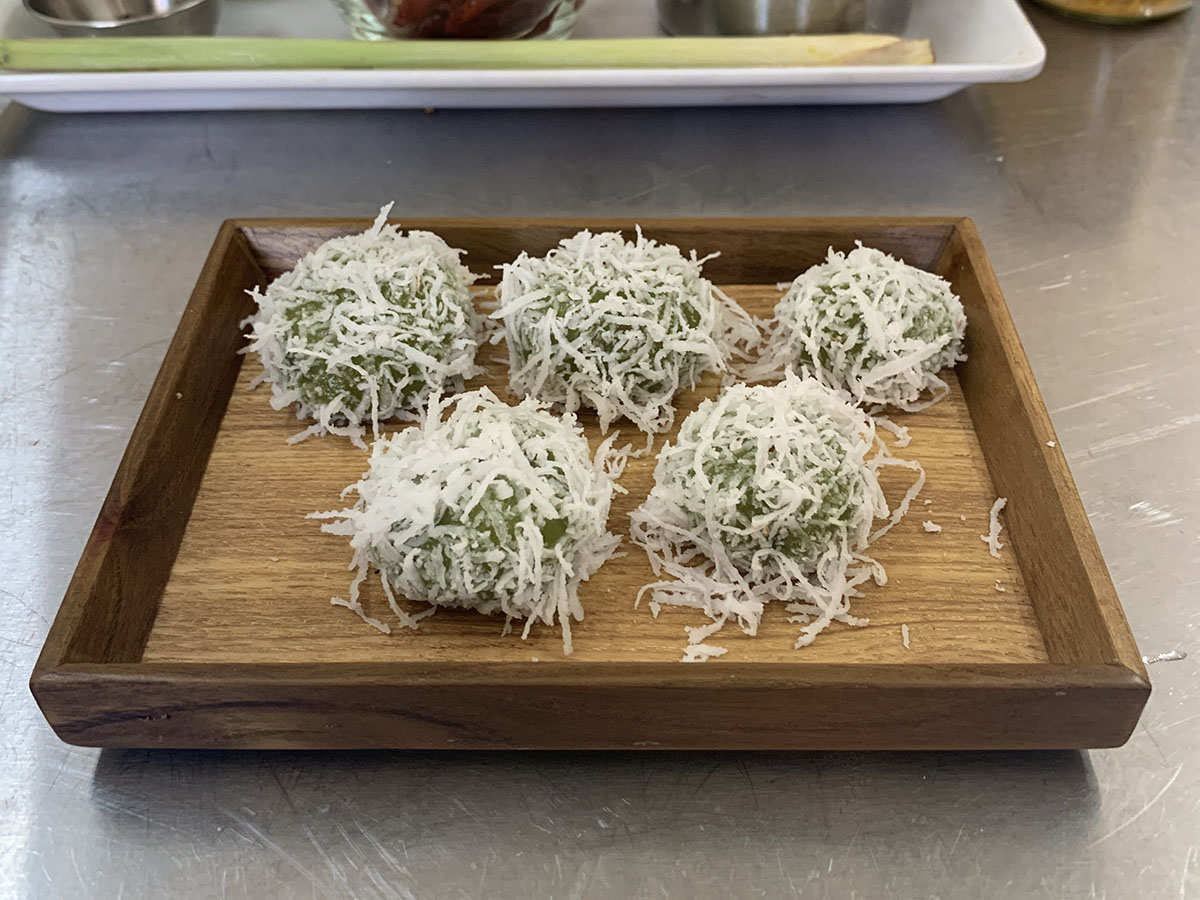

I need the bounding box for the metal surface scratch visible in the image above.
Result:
[1087,766,1184,848]
[220,809,335,900]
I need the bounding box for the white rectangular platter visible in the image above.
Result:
[0,0,1045,113]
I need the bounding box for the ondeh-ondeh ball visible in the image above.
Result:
[758,244,966,410]
[631,373,923,657]
[494,228,756,434]
[244,206,481,447]
[313,388,627,655]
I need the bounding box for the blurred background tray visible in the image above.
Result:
[0,0,1044,111]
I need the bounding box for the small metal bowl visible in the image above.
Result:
[658,0,911,36]
[23,0,220,36]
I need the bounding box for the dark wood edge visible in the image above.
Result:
[30,221,265,680]
[37,660,1150,688]
[32,661,1150,750]
[233,215,969,230]
[947,218,1148,684]
[237,216,961,283]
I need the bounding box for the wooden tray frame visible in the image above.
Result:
[30,217,1150,750]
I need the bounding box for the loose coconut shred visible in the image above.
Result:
[243,204,482,448]
[749,244,966,411]
[312,388,628,655]
[982,497,1007,558]
[630,372,924,659]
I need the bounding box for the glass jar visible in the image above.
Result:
[330,0,583,39]
[1028,0,1191,22]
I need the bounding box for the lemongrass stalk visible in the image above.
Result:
[0,35,933,72]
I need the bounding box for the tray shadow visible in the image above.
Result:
[85,748,1101,865]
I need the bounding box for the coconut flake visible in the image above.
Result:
[922,521,942,533]
[681,643,728,663]
[982,497,1007,558]
[901,623,911,648]
[875,415,912,448]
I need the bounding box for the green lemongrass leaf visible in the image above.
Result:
[0,34,933,72]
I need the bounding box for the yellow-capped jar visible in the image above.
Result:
[1030,0,1191,22]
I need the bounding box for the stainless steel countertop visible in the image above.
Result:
[2,8,1198,898]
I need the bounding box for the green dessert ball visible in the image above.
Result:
[244,206,481,446]
[494,228,755,433]
[314,388,627,654]
[758,244,966,410]
[632,373,922,657]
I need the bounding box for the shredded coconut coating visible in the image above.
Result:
[493,228,757,434]
[243,205,482,448]
[312,388,628,655]
[752,244,967,411]
[630,372,923,656]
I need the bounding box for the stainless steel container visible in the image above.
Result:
[23,0,220,36]
[657,0,911,36]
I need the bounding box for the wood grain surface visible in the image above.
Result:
[144,285,1043,666]
[31,217,1149,750]
[944,223,1147,674]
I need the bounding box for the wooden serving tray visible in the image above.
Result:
[31,217,1149,750]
